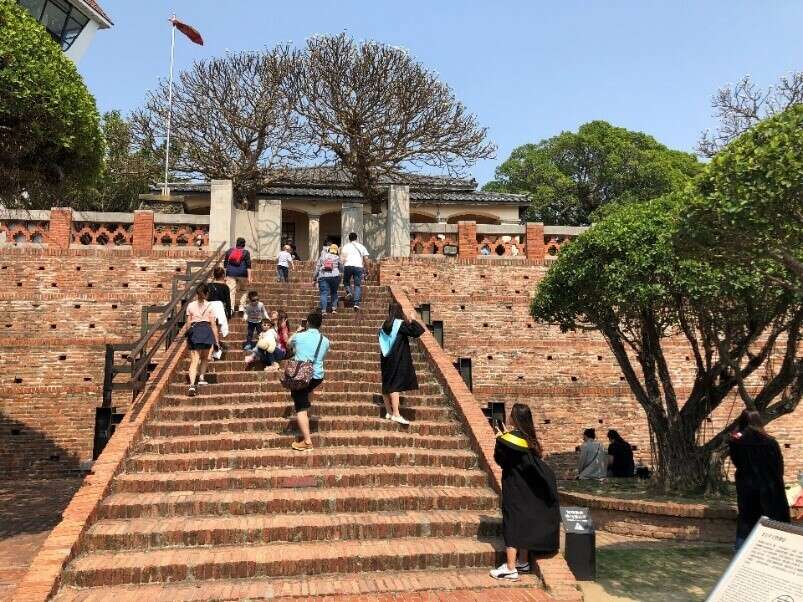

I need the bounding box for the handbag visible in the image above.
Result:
[280,333,323,391]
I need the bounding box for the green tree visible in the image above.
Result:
[684,105,803,293]
[0,0,103,208]
[82,111,161,212]
[532,195,802,493]
[484,121,701,225]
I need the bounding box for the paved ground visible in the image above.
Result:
[0,478,83,601]
[0,478,732,602]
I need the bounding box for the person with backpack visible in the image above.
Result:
[314,243,341,314]
[340,232,370,311]
[378,301,425,426]
[223,237,252,312]
[490,403,560,581]
[284,311,330,452]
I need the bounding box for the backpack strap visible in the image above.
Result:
[312,333,324,363]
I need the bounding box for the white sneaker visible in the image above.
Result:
[390,414,410,426]
[489,563,519,581]
[197,378,208,386]
[515,561,531,573]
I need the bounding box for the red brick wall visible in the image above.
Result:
[380,257,803,481]
[0,247,210,477]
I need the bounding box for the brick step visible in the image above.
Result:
[62,536,507,587]
[154,402,452,423]
[220,335,403,347]
[205,350,429,363]
[165,380,442,395]
[53,568,545,602]
[85,509,503,551]
[138,430,471,454]
[174,369,436,385]
[196,359,430,372]
[125,445,479,473]
[159,389,447,406]
[112,465,489,494]
[98,486,498,520]
[143,415,462,438]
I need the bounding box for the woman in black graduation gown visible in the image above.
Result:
[490,403,560,581]
[729,410,790,549]
[378,301,425,426]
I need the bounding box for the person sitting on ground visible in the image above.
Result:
[340,232,370,311]
[245,318,285,371]
[577,428,607,480]
[378,301,425,426]
[184,283,219,397]
[315,243,341,314]
[275,309,291,357]
[606,429,635,478]
[490,403,560,581]
[242,290,269,350]
[286,311,330,452]
[729,410,790,550]
[277,244,294,283]
[223,237,252,313]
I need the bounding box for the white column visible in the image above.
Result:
[387,185,410,257]
[341,202,364,243]
[256,198,282,259]
[209,179,234,251]
[308,213,320,261]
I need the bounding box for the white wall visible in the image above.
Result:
[64,19,98,63]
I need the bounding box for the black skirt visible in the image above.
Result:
[379,321,425,394]
[187,321,215,349]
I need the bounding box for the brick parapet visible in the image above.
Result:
[46,208,73,249]
[526,222,546,260]
[12,340,189,602]
[132,210,155,253]
[457,221,477,259]
[388,285,581,602]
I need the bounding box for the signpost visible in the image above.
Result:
[561,506,596,580]
[707,518,803,601]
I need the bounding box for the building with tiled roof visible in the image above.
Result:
[18,0,112,62]
[153,167,528,259]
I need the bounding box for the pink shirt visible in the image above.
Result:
[186,300,214,325]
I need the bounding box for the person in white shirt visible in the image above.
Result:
[340,232,370,311]
[276,245,293,283]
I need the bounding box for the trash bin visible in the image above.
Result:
[561,507,596,580]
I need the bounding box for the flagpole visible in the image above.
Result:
[163,15,176,196]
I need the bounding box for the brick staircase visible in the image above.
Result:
[51,264,553,601]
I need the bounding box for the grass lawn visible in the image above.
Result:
[559,478,737,506]
[581,545,732,602]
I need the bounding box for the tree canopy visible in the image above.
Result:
[0,0,103,207]
[532,194,802,492]
[683,104,803,293]
[132,47,304,204]
[484,121,701,225]
[697,72,803,157]
[291,34,495,213]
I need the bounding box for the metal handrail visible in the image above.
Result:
[102,242,226,408]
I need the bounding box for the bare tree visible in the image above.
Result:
[131,47,304,204]
[698,72,803,157]
[290,34,496,213]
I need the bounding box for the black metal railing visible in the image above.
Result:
[96,243,225,457]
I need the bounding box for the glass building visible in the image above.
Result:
[17,0,112,62]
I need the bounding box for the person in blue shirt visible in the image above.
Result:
[287,311,330,451]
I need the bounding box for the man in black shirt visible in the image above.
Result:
[607,429,635,478]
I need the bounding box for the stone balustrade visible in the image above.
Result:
[0,208,210,251]
[410,221,588,260]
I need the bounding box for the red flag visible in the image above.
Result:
[170,17,204,46]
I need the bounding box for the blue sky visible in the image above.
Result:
[80,1,803,185]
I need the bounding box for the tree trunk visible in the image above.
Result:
[651,426,716,493]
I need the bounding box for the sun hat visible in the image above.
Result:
[329,244,339,253]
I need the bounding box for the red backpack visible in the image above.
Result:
[228,248,245,266]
